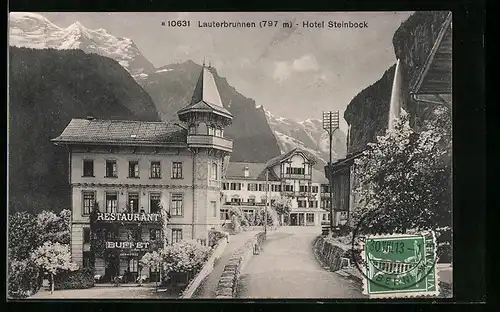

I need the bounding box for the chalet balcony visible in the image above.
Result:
[281,173,312,180]
[187,134,233,152]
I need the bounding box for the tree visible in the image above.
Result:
[271,196,291,225]
[36,209,71,245]
[8,212,41,261]
[352,109,451,235]
[8,255,42,299]
[140,250,164,287]
[31,241,78,294]
[228,206,248,231]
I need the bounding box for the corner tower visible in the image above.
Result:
[177,63,233,241]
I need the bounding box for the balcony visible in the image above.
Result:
[187,134,233,152]
[223,202,266,208]
[282,173,312,180]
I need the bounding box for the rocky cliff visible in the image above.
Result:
[344,11,450,154]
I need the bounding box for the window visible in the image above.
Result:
[105,160,117,178]
[128,192,140,213]
[298,200,307,208]
[299,185,308,192]
[230,183,241,190]
[188,125,196,134]
[222,183,229,190]
[83,159,94,177]
[150,229,162,241]
[243,209,254,219]
[105,192,118,213]
[151,161,161,178]
[309,201,318,208]
[170,193,183,216]
[83,228,91,244]
[150,193,161,213]
[312,186,319,193]
[107,229,118,240]
[172,229,183,243]
[258,184,264,191]
[306,213,315,223]
[248,183,258,191]
[210,201,217,217]
[230,197,241,204]
[128,161,139,178]
[82,191,95,215]
[172,162,183,179]
[210,163,218,180]
[285,185,294,192]
[220,209,230,220]
[129,259,138,273]
[286,167,305,175]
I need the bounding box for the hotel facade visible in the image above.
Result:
[52,64,233,281]
[221,149,347,227]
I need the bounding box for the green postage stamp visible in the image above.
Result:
[360,231,439,298]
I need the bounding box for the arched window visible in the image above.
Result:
[208,125,215,136]
[215,127,221,137]
[211,162,218,180]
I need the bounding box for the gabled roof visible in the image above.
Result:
[411,12,452,95]
[226,162,280,181]
[177,65,232,119]
[264,148,317,169]
[51,119,187,146]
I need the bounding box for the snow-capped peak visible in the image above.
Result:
[9,12,156,76]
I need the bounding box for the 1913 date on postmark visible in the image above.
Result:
[359,231,439,298]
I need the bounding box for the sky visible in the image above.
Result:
[40,12,413,133]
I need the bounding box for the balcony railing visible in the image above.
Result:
[223,202,266,207]
[282,173,312,180]
[187,134,233,152]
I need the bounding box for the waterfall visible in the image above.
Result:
[388,59,403,131]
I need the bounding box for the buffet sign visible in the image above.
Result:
[106,241,151,250]
[96,212,161,223]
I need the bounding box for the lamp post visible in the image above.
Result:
[265,169,269,238]
[322,111,340,234]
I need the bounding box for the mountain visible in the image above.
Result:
[264,110,347,167]
[136,61,282,163]
[9,47,160,214]
[9,12,155,77]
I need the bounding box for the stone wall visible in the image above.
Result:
[313,236,351,272]
[215,232,266,298]
[181,236,229,298]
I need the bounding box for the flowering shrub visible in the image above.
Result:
[162,241,211,274]
[208,229,228,248]
[8,258,42,299]
[255,206,278,226]
[352,110,451,235]
[140,250,164,273]
[36,209,71,245]
[31,241,78,293]
[9,212,41,260]
[54,268,94,290]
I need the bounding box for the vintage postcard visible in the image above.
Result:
[7,11,452,300]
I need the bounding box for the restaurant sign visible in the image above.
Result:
[96,212,161,223]
[106,241,151,250]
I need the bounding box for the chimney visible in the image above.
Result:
[243,166,249,178]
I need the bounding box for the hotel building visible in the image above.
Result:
[52,64,233,281]
[221,148,345,226]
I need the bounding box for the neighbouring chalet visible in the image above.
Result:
[51,63,233,282]
[222,148,333,226]
[325,13,452,226]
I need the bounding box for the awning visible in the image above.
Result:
[411,12,452,108]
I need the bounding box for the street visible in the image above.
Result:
[236,226,365,299]
[28,285,182,299]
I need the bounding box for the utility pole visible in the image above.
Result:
[265,169,269,238]
[322,111,339,234]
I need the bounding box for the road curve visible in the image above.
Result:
[236,226,365,299]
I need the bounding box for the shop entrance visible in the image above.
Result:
[104,253,120,282]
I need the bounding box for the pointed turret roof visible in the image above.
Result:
[177,64,232,120]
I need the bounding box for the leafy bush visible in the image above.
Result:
[163,241,211,274]
[54,268,94,290]
[8,258,42,299]
[208,229,228,248]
